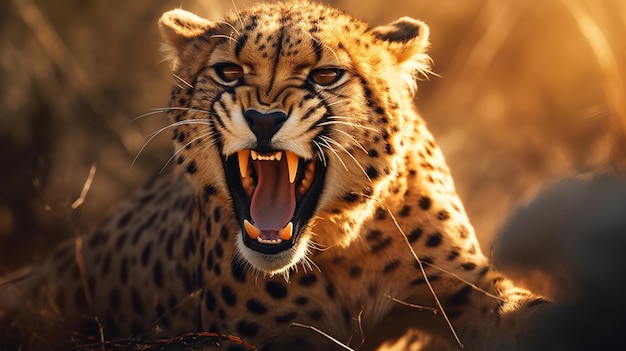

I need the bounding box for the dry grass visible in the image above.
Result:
[0,0,624,348]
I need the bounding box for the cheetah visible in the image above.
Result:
[1,1,556,350]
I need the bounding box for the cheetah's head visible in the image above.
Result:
[158,1,430,275]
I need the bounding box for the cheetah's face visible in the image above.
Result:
[159,2,430,275]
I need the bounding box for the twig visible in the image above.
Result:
[291,323,354,351]
[71,163,97,210]
[385,294,438,314]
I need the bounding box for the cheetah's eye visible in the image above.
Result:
[214,63,244,82]
[309,68,344,86]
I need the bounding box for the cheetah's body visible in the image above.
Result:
[2,2,549,350]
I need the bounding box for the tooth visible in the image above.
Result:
[286,151,299,183]
[251,150,258,160]
[237,150,250,178]
[279,222,293,240]
[244,220,261,239]
[275,151,283,161]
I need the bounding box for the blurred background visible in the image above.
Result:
[0,0,624,271]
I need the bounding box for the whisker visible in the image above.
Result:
[159,131,218,173]
[319,135,370,182]
[302,31,340,66]
[230,0,244,30]
[332,129,368,154]
[216,20,241,37]
[129,107,214,123]
[173,74,193,88]
[318,137,347,171]
[131,120,211,170]
[312,140,328,167]
[317,120,378,132]
[210,34,240,45]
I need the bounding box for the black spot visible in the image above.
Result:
[141,242,152,266]
[342,192,359,203]
[205,219,212,235]
[109,289,120,310]
[384,143,394,155]
[266,281,288,300]
[101,252,112,277]
[407,227,423,243]
[308,310,323,320]
[205,291,216,311]
[366,229,382,241]
[153,259,163,288]
[383,259,401,274]
[221,285,237,306]
[231,261,247,283]
[114,233,128,251]
[117,212,133,228]
[166,234,176,259]
[459,225,470,239]
[214,263,221,276]
[399,205,411,217]
[206,252,214,270]
[215,242,223,258]
[220,225,229,241]
[469,244,477,255]
[371,236,393,252]
[131,289,145,316]
[410,275,440,286]
[448,286,472,307]
[182,267,195,292]
[461,262,477,271]
[414,256,433,267]
[294,296,308,306]
[425,232,443,247]
[325,282,336,299]
[298,274,317,287]
[374,207,387,220]
[236,320,259,338]
[365,166,379,179]
[369,149,379,157]
[186,161,197,174]
[120,257,129,284]
[203,185,217,200]
[447,250,460,261]
[349,266,362,278]
[246,299,268,315]
[418,196,432,210]
[213,207,221,222]
[275,312,298,324]
[132,213,158,245]
[437,210,450,221]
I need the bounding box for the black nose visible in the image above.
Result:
[244,109,288,152]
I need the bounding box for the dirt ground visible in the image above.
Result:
[0,0,624,272]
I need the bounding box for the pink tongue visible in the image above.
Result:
[250,158,296,231]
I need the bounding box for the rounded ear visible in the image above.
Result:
[158,9,214,68]
[371,17,432,95]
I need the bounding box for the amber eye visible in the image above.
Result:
[215,63,244,82]
[309,68,343,86]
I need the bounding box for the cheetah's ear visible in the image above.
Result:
[158,9,214,69]
[371,17,432,95]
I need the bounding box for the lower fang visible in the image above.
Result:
[244,220,261,239]
[279,222,293,240]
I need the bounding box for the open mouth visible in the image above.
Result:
[224,149,325,254]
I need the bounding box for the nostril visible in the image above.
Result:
[244,109,288,151]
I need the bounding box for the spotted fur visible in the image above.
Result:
[1,2,550,350]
